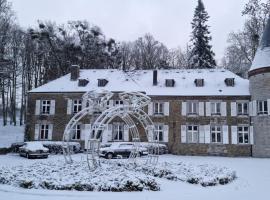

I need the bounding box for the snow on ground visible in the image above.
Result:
[0,154,269,200]
[0,125,24,148]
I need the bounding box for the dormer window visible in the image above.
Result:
[194,79,204,87]
[165,79,175,87]
[78,79,89,87]
[225,78,235,87]
[98,79,108,87]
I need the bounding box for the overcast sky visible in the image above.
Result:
[10,0,248,61]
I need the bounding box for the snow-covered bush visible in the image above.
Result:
[42,141,81,154]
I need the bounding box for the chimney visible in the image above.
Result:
[153,70,158,85]
[70,65,80,81]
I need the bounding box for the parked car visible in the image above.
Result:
[99,142,149,159]
[19,142,49,159]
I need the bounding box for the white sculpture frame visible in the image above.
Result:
[62,90,159,170]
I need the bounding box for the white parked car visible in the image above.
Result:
[99,142,148,159]
[19,142,49,159]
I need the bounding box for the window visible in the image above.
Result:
[78,79,89,87]
[113,124,124,141]
[257,101,268,115]
[211,126,222,143]
[72,124,81,140]
[73,99,82,113]
[41,100,51,114]
[187,125,198,143]
[154,102,164,115]
[154,124,164,142]
[187,101,198,115]
[114,100,123,106]
[165,79,175,87]
[238,126,249,144]
[194,79,204,87]
[40,124,49,140]
[224,78,235,87]
[98,79,108,87]
[237,102,249,115]
[211,102,221,115]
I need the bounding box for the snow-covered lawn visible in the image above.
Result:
[0,125,24,148]
[0,154,269,199]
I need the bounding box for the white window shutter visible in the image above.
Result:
[101,124,108,144]
[67,99,73,115]
[35,100,41,115]
[163,125,169,142]
[48,124,53,140]
[199,125,205,143]
[181,102,187,116]
[199,102,204,116]
[249,102,253,116]
[34,124,39,140]
[181,125,186,143]
[164,102,170,116]
[124,125,129,141]
[84,124,91,149]
[231,102,237,117]
[147,126,154,142]
[268,99,270,115]
[206,102,211,116]
[221,102,227,116]
[107,124,113,142]
[50,100,55,115]
[148,102,153,115]
[231,126,238,144]
[222,125,229,144]
[252,100,257,116]
[204,125,210,143]
[250,126,254,144]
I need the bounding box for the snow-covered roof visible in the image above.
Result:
[29,69,249,96]
[250,17,270,71]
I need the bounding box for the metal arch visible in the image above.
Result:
[62,91,159,170]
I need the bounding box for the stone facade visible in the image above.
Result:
[27,91,252,157]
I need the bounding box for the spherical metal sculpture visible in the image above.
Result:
[62,90,159,170]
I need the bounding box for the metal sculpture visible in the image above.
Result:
[62,90,159,170]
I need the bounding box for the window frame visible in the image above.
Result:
[153,102,164,115]
[41,100,51,115]
[237,102,249,116]
[73,99,82,114]
[72,124,81,140]
[211,125,222,143]
[238,126,249,144]
[40,124,49,140]
[257,101,268,115]
[113,123,124,141]
[187,125,199,143]
[187,101,198,115]
[211,102,221,116]
[154,124,164,142]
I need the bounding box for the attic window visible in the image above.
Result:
[194,79,204,87]
[165,79,175,87]
[224,78,235,87]
[78,79,89,87]
[98,79,108,87]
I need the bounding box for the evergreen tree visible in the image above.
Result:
[189,0,216,69]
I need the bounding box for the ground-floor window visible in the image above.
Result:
[238,126,249,144]
[211,126,222,143]
[113,124,124,141]
[72,124,81,140]
[40,124,49,140]
[154,124,164,142]
[187,125,198,143]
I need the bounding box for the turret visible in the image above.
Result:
[249,16,270,157]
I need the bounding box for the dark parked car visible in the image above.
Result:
[19,142,49,159]
[99,142,148,159]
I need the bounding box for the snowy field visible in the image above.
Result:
[0,154,269,200]
[0,125,24,148]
